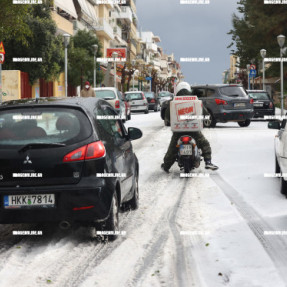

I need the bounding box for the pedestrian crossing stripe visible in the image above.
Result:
[0,42,5,54]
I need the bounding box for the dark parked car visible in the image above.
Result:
[191,84,254,127]
[0,97,142,240]
[158,91,173,107]
[246,90,275,119]
[144,92,160,112]
[161,98,172,126]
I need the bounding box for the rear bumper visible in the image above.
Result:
[0,182,113,224]
[213,109,254,122]
[131,105,147,112]
[253,108,275,118]
[148,103,156,110]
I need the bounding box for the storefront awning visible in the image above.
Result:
[77,0,97,24]
[55,0,78,19]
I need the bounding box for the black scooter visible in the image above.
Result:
[176,135,201,173]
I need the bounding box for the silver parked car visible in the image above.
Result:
[268,118,287,197]
[94,87,126,121]
[125,91,149,114]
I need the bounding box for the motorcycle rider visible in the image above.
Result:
[161,82,218,173]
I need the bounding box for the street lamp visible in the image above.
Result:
[246,64,251,90]
[132,59,136,90]
[93,44,98,88]
[112,52,118,89]
[63,33,71,97]
[278,35,286,116]
[260,49,266,91]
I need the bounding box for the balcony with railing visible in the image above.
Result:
[146,43,158,53]
[94,18,114,40]
[111,6,133,23]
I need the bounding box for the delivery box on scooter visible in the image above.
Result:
[170,95,203,132]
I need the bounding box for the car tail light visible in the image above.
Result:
[180,136,192,144]
[269,102,273,108]
[250,98,254,104]
[151,99,155,103]
[63,146,87,162]
[115,100,120,109]
[215,99,228,105]
[63,141,105,162]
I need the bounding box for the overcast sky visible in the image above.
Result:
[136,0,239,84]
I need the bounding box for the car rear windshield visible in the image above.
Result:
[0,107,92,146]
[219,86,248,98]
[158,92,170,97]
[144,93,155,99]
[125,93,143,100]
[95,90,116,100]
[248,92,270,100]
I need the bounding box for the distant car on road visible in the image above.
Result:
[125,91,149,114]
[144,92,160,112]
[94,87,126,122]
[158,91,173,107]
[191,84,254,127]
[0,97,143,240]
[246,90,275,119]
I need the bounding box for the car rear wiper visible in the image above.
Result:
[103,97,115,100]
[19,143,66,153]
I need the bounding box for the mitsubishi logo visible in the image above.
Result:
[24,156,32,164]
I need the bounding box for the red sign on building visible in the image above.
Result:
[106,48,127,59]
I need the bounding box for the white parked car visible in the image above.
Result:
[125,91,149,114]
[94,87,126,122]
[269,118,287,196]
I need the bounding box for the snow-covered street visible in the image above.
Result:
[0,112,287,287]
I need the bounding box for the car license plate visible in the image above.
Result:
[4,194,55,209]
[234,103,246,108]
[180,145,193,155]
[253,102,263,107]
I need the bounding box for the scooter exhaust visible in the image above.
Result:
[59,221,71,230]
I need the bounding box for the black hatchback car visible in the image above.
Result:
[0,97,142,240]
[144,92,160,112]
[246,90,275,118]
[191,84,254,127]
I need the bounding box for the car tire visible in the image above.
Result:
[207,112,216,128]
[161,108,166,120]
[97,192,119,241]
[122,170,139,211]
[127,113,131,121]
[280,176,287,197]
[164,118,170,126]
[275,156,280,174]
[238,119,251,127]
[144,109,149,114]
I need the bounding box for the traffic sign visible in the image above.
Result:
[0,54,5,64]
[145,77,152,81]
[0,42,5,54]
[250,64,256,70]
[249,69,256,77]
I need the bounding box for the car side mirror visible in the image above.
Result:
[268,121,281,130]
[128,127,142,141]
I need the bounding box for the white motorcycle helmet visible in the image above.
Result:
[175,81,191,96]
